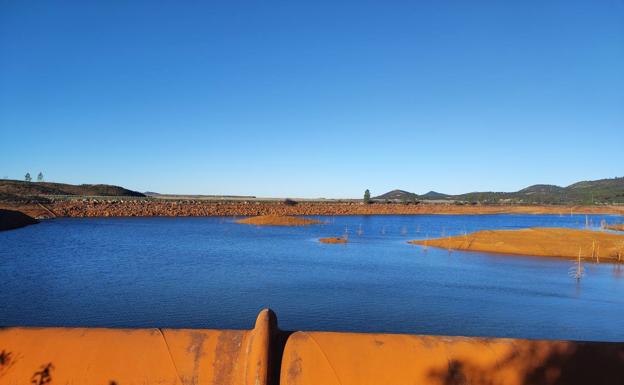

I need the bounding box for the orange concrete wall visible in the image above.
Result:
[1,309,623,385]
[281,331,624,385]
[0,310,273,385]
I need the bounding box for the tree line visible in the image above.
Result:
[24,172,44,182]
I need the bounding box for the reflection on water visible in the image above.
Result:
[0,214,623,341]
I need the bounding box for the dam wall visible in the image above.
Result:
[1,310,622,385]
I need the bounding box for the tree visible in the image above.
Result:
[363,189,371,204]
[25,172,32,182]
[37,172,44,182]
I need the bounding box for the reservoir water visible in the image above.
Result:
[1,214,623,341]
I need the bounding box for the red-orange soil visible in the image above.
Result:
[235,215,321,226]
[319,237,348,244]
[410,227,624,262]
[606,224,624,232]
[2,200,623,219]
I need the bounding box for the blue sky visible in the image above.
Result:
[1,1,622,198]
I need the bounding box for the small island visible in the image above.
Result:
[319,237,348,244]
[235,215,322,226]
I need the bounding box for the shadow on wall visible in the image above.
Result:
[0,350,14,379]
[31,363,54,385]
[428,341,624,385]
[2,355,118,385]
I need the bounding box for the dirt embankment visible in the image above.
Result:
[410,228,624,262]
[2,200,624,219]
[236,215,321,226]
[605,224,624,232]
[0,209,39,231]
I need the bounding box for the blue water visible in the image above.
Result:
[1,214,623,341]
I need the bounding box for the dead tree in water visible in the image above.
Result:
[614,242,624,263]
[590,240,600,264]
[569,247,585,281]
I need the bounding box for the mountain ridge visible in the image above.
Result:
[0,180,145,201]
[374,177,624,204]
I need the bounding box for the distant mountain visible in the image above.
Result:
[0,180,145,201]
[374,189,419,201]
[375,177,624,204]
[420,191,450,200]
[518,184,565,194]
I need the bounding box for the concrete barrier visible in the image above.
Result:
[1,309,622,385]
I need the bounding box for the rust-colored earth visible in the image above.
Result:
[2,200,624,219]
[236,215,322,226]
[410,228,624,262]
[319,237,348,244]
[606,224,624,232]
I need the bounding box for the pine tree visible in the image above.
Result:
[363,189,371,204]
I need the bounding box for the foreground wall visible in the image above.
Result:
[1,310,623,385]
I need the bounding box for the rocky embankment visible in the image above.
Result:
[1,200,624,218]
[0,209,39,231]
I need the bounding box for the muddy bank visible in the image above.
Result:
[410,228,624,262]
[606,224,624,232]
[236,215,321,226]
[0,209,39,231]
[2,200,624,218]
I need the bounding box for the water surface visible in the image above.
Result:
[1,214,623,341]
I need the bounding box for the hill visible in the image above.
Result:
[420,191,451,200]
[376,177,624,205]
[0,180,145,201]
[374,189,419,201]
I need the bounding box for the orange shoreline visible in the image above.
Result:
[410,227,624,262]
[605,224,624,232]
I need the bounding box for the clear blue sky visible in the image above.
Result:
[1,1,622,198]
